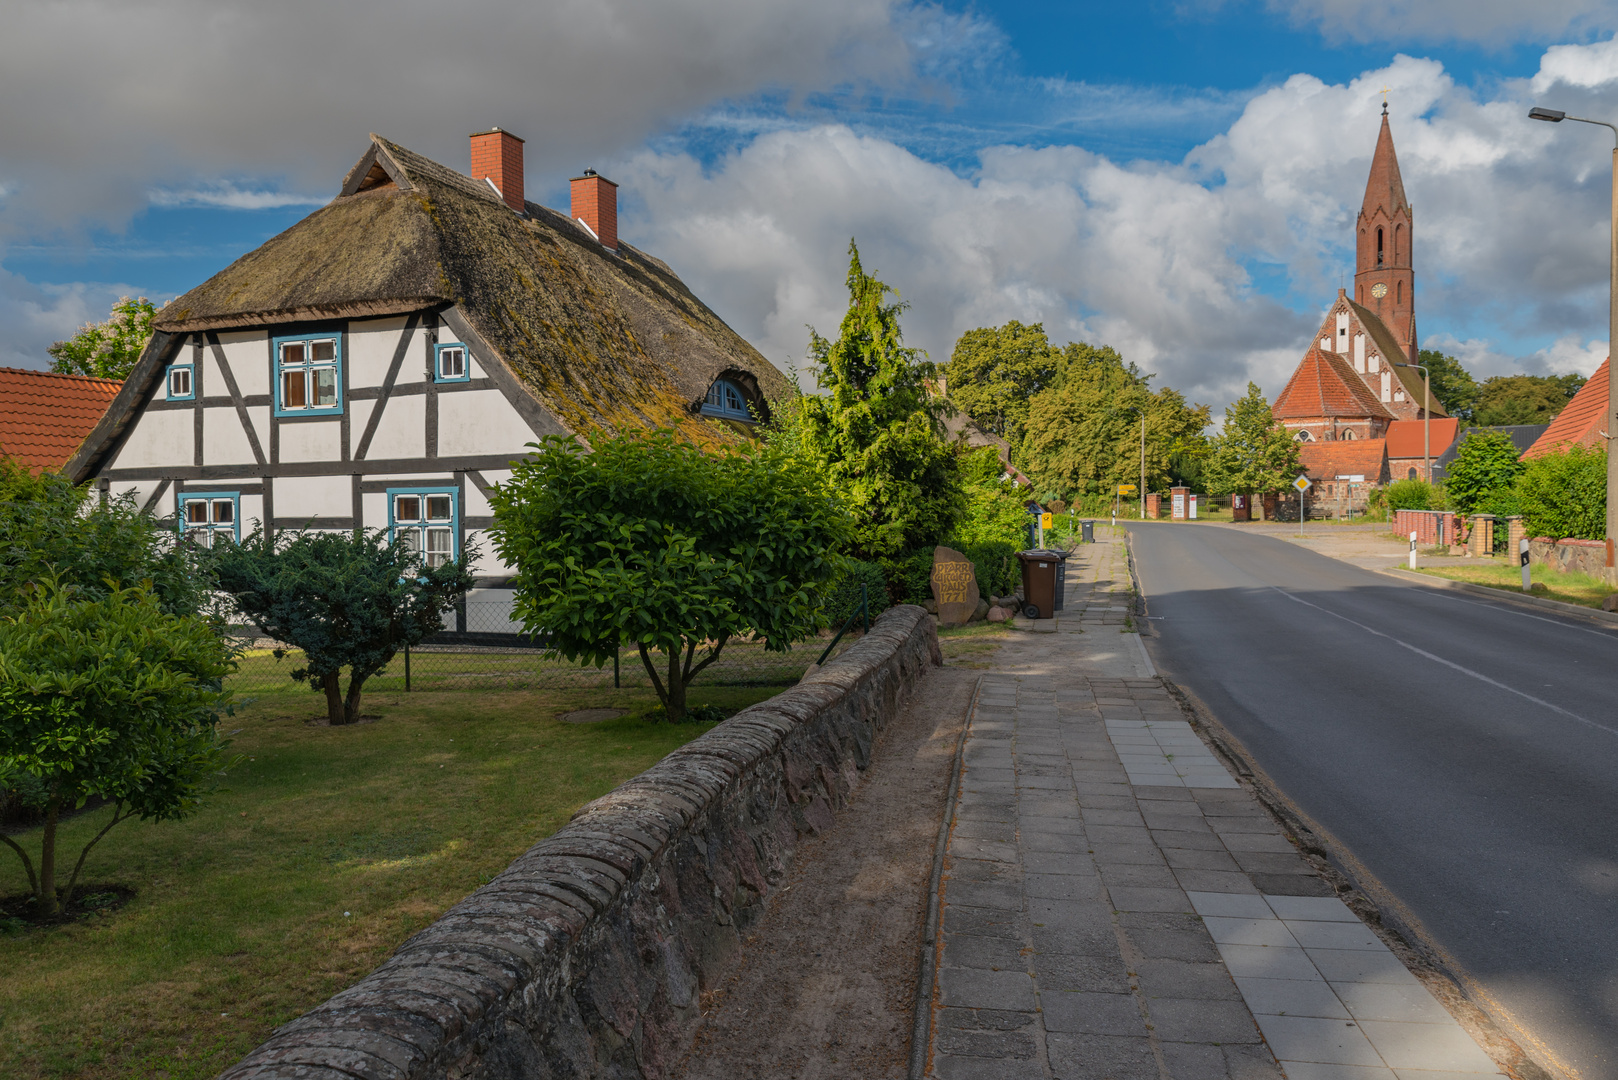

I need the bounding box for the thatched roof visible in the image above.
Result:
[151,134,789,441]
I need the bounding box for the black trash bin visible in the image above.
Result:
[1016,549,1067,619]
[1081,520,1094,544]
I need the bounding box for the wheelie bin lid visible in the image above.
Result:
[1016,549,1069,561]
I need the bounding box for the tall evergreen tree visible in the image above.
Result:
[1204,382,1303,497]
[798,241,963,557]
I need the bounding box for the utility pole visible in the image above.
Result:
[1139,411,1146,520]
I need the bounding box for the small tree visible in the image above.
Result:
[212,529,476,724]
[48,297,157,381]
[489,431,853,721]
[1443,430,1524,514]
[797,240,964,558]
[1203,382,1303,502]
[0,582,236,918]
[0,458,210,618]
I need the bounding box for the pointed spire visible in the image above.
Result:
[1361,110,1409,219]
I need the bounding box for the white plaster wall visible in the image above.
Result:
[365,394,426,460]
[217,331,269,397]
[438,389,534,458]
[275,475,353,521]
[361,491,389,532]
[278,421,341,463]
[348,316,420,389]
[246,406,271,452]
[239,493,266,533]
[111,408,192,469]
[204,405,258,466]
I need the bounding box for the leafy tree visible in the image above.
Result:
[47,297,157,380]
[1473,373,1586,426]
[945,321,1061,446]
[489,431,853,721]
[1417,349,1479,421]
[1443,430,1524,514]
[0,458,210,618]
[950,446,1030,549]
[1516,445,1606,540]
[1203,383,1303,499]
[797,241,964,557]
[1021,343,1210,500]
[0,582,236,919]
[212,529,476,724]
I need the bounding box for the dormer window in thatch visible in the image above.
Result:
[275,334,342,415]
[702,378,754,422]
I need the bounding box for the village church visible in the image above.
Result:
[1271,105,1456,500]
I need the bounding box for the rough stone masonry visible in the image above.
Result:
[220,605,941,1080]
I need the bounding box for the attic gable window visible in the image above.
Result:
[701,378,753,421]
[179,492,238,548]
[435,343,470,383]
[168,364,194,401]
[390,488,457,568]
[274,334,342,416]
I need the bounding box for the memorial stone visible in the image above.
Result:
[929,546,980,628]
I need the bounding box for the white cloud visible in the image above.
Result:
[147,185,328,211]
[1269,0,1618,47]
[1533,36,1618,92]
[619,48,1618,414]
[0,270,149,371]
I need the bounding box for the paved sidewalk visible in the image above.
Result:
[925,531,1506,1079]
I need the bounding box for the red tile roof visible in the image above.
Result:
[1272,344,1392,420]
[1522,358,1608,460]
[1385,418,1459,459]
[0,367,124,473]
[1298,438,1389,483]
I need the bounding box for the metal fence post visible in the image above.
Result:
[862,583,869,635]
[404,643,411,692]
[614,644,620,689]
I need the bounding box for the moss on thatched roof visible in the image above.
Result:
[154,134,788,443]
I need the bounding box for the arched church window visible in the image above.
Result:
[1294,430,1314,442]
[1342,429,1356,440]
[1376,227,1384,267]
[702,378,754,421]
[1407,467,1418,480]
[1396,281,1403,305]
[1394,224,1403,263]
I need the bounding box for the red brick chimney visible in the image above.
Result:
[570,169,618,251]
[470,128,524,213]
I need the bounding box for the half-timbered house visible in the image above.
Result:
[66,129,789,634]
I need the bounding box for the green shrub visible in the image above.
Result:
[1384,478,1439,511]
[1444,429,1525,514]
[1517,444,1607,540]
[824,559,890,627]
[961,542,1018,597]
[880,549,936,606]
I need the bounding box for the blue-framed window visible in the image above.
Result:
[273,333,342,416]
[388,486,458,568]
[178,491,239,548]
[701,378,753,421]
[434,342,470,383]
[167,363,195,401]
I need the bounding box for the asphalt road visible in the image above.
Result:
[1128,523,1618,1080]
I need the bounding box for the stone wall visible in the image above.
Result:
[220,605,941,1080]
[1530,536,1616,583]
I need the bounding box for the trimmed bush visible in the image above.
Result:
[1384,478,1439,511]
[1517,445,1606,540]
[824,559,891,627]
[961,541,1018,598]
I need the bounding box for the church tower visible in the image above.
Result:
[1353,104,1415,361]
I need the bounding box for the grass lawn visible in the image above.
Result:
[1410,562,1615,609]
[0,683,784,1080]
[937,621,1016,668]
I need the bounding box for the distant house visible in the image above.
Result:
[1522,358,1609,460]
[0,367,122,473]
[64,128,789,630]
[1385,417,1460,481]
[1297,437,1390,509]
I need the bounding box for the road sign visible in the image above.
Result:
[1117,484,1137,495]
[1292,475,1312,492]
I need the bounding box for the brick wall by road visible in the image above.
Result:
[219,605,942,1080]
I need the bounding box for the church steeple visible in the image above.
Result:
[1354,105,1416,361]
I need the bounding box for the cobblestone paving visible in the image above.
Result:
[926,533,1505,1079]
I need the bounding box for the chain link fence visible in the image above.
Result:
[225,583,884,697]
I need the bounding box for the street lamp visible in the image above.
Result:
[1530,105,1618,558]
[1394,359,1431,482]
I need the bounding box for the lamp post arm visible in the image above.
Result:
[1564,115,1618,148]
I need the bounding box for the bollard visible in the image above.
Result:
[1408,530,1417,570]
[1520,537,1532,592]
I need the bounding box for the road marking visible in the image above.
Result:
[1273,588,1617,739]
[1397,580,1618,642]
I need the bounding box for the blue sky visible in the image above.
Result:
[5,0,1618,410]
